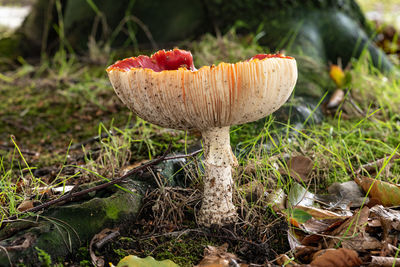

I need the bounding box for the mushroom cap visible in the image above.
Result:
[107,49,297,130]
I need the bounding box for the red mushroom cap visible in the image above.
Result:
[107,49,297,130]
[107,49,196,72]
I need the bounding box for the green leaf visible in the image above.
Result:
[117,255,179,267]
[292,208,312,224]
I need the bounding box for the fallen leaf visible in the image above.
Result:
[275,254,297,266]
[295,206,350,220]
[300,218,343,234]
[327,207,370,249]
[280,156,314,182]
[301,220,345,246]
[291,208,313,225]
[341,233,382,251]
[116,255,178,267]
[370,205,400,231]
[265,188,286,212]
[355,176,400,206]
[326,181,367,208]
[17,200,34,212]
[330,207,369,237]
[294,246,320,263]
[310,248,362,267]
[287,183,316,208]
[195,244,243,267]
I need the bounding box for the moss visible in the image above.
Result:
[153,237,210,266]
[0,180,147,266]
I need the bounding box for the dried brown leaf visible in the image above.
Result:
[370,205,400,231]
[275,254,298,266]
[330,207,369,237]
[17,200,34,212]
[355,176,400,207]
[281,156,314,182]
[195,244,242,267]
[341,234,382,251]
[310,248,362,267]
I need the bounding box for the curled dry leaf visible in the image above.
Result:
[330,206,369,237]
[355,176,400,207]
[327,207,370,249]
[370,205,400,231]
[310,248,362,267]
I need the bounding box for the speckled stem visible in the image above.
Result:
[198,126,238,226]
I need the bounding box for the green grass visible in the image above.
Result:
[0,25,400,265]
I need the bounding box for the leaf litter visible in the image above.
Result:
[98,152,400,267]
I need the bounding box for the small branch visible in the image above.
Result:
[355,154,400,175]
[5,145,202,222]
[5,144,172,221]
[347,93,379,123]
[163,149,202,161]
[0,145,39,156]
[70,131,111,150]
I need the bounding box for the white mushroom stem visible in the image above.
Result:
[198,126,238,226]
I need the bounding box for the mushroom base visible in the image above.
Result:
[198,163,238,226]
[198,126,238,226]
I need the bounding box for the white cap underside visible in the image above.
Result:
[108,58,297,130]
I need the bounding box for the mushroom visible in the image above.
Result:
[106,49,297,226]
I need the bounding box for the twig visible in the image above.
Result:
[5,145,202,222]
[69,131,111,150]
[5,144,172,221]
[355,154,400,175]
[0,145,39,156]
[163,149,202,161]
[95,230,120,249]
[347,93,379,123]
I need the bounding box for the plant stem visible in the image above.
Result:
[198,126,238,226]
